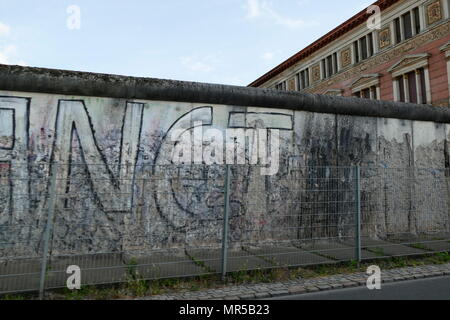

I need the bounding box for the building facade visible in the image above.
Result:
[249,0,450,107]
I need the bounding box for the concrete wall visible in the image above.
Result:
[1,65,450,255]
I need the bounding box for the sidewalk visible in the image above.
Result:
[138,263,450,300]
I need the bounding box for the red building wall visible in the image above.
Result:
[328,34,450,106]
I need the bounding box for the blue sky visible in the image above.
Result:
[0,0,373,86]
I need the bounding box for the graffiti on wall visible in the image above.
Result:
[0,94,449,252]
[0,96,295,246]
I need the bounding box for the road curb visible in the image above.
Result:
[139,262,450,300]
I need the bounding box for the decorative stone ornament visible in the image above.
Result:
[340,47,352,68]
[288,78,296,91]
[312,64,321,82]
[378,27,391,49]
[426,0,442,26]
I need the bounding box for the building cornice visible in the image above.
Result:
[303,20,449,94]
[248,0,401,87]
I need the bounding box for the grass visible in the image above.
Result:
[1,251,449,300]
[1,294,27,300]
[369,247,386,257]
[410,243,430,251]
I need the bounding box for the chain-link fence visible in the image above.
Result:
[1,163,449,297]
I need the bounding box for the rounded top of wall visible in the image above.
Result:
[1,63,449,124]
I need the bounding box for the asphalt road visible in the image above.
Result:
[272,276,450,300]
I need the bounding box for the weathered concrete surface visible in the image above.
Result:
[298,242,379,261]
[0,64,449,270]
[344,238,429,257]
[0,257,41,293]
[186,248,273,273]
[420,240,450,252]
[243,245,333,267]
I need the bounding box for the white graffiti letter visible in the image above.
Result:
[0,97,30,222]
[260,130,280,176]
[51,100,143,212]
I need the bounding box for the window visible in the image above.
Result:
[417,69,427,103]
[353,33,374,63]
[390,54,430,104]
[275,81,287,91]
[297,69,310,90]
[371,86,378,100]
[354,41,360,63]
[368,33,374,56]
[321,52,339,79]
[407,71,417,102]
[321,59,326,79]
[394,6,421,44]
[351,74,381,100]
[413,7,421,34]
[448,0,450,18]
[354,86,378,100]
[394,18,402,43]
[440,42,450,107]
[402,12,413,40]
[398,76,405,102]
[326,55,333,77]
[305,69,310,87]
[333,53,338,74]
[396,68,427,104]
[360,37,368,60]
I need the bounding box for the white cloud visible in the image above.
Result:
[180,56,217,73]
[0,23,26,65]
[0,22,10,37]
[297,0,311,6]
[246,0,262,18]
[244,0,318,29]
[0,45,26,65]
[0,45,17,64]
[261,52,274,61]
[218,76,246,86]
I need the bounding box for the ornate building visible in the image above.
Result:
[249,0,450,107]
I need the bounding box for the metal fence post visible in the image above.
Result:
[39,162,58,300]
[221,165,231,281]
[354,165,362,264]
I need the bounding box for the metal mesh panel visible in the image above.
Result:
[359,167,450,258]
[1,163,449,295]
[226,166,357,269]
